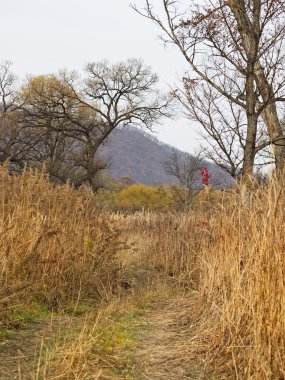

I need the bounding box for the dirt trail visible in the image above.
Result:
[1,292,210,380]
[118,241,209,380]
[133,298,206,380]
[1,237,210,379]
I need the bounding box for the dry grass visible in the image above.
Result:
[118,208,210,289]
[195,182,285,379]
[1,166,284,379]
[112,182,285,379]
[33,315,103,380]
[0,165,125,324]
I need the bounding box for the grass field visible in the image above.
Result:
[0,167,284,379]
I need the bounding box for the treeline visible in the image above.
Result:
[0,59,170,190]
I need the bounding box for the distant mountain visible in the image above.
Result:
[99,126,234,188]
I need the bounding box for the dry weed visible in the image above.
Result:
[0,166,125,323]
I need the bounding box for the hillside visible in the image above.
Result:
[100,126,234,187]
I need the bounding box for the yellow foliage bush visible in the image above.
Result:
[113,184,176,211]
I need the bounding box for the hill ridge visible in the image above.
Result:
[100,126,233,187]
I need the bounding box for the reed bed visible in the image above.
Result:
[0,166,124,323]
[1,166,284,379]
[195,182,285,379]
[122,184,285,379]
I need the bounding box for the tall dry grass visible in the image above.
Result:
[33,315,102,380]
[1,165,284,379]
[118,183,285,379]
[195,182,285,379]
[119,209,209,288]
[0,166,124,324]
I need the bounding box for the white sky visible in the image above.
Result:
[0,0,201,153]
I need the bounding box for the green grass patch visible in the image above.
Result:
[0,328,17,340]
[93,307,145,379]
[8,301,50,326]
[62,302,92,316]
[0,328,17,353]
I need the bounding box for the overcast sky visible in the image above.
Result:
[0,0,201,153]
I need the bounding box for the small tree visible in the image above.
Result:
[164,150,204,207]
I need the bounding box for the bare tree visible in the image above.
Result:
[0,61,18,113]
[57,59,172,190]
[226,0,285,173]
[18,75,109,189]
[19,75,81,183]
[173,77,272,178]
[0,61,33,172]
[164,150,204,206]
[17,60,172,190]
[133,1,285,178]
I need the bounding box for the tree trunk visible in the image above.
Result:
[254,62,285,175]
[86,142,97,191]
[242,60,257,179]
[227,0,285,176]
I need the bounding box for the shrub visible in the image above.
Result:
[114,184,176,211]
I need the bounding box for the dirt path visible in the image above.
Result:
[132,298,207,380]
[1,295,211,380]
[116,247,209,380]
[1,255,210,379]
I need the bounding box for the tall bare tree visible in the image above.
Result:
[57,59,172,189]
[18,59,172,190]
[133,1,285,177]
[173,77,272,178]
[226,0,285,173]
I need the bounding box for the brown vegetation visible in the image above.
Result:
[0,165,124,322]
[120,181,285,379]
[0,167,284,379]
